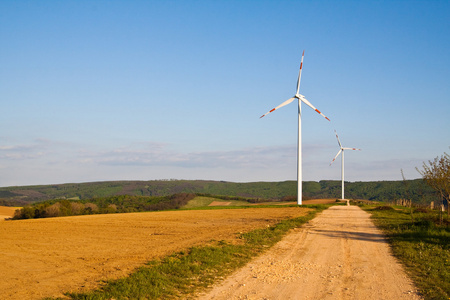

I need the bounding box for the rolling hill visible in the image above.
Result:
[0,179,436,207]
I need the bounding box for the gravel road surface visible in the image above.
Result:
[197,205,422,300]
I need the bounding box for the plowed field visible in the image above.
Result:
[0,206,311,300]
[0,206,19,220]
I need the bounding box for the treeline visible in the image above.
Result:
[313,180,436,204]
[12,193,196,220]
[1,179,439,207]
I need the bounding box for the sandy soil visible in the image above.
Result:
[197,205,422,300]
[0,207,310,300]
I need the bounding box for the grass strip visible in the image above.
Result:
[360,204,450,300]
[45,204,330,300]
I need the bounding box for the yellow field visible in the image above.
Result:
[0,206,312,299]
[0,206,20,220]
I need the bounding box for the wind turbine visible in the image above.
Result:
[330,130,361,200]
[260,51,330,205]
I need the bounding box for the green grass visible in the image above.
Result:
[183,196,217,208]
[45,204,331,300]
[360,204,450,300]
[183,196,252,209]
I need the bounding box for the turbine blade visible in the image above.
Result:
[299,95,330,121]
[343,147,361,151]
[330,149,342,166]
[260,97,295,118]
[296,50,305,94]
[334,130,342,148]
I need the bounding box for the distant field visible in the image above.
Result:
[0,206,311,300]
[184,196,337,208]
[0,206,19,220]
[184,196,255,208]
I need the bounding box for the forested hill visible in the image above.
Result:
[0,179,436,206]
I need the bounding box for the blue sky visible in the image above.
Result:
[0,0,449,187]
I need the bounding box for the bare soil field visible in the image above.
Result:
[0,206,311,300]
[0,206,19,220]
[197,205,422,300]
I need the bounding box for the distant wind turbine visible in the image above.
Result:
[260,51,330,205]
[330,130,361,200]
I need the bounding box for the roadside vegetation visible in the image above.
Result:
[416,151,450,220]
[359,203,450,299]
[42,204,333,300]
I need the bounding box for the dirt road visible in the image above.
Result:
[197,205,422,299]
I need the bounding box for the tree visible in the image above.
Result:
[45,202,62,218]
[416,152,450,220]
[14,206,35,219]
[84,203,99,214]
[70,202,85,215]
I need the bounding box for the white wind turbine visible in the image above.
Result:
[260,51,330,205]
[330,130,361,200]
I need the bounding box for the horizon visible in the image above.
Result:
[0,177,424,189]
[1,1,449,187]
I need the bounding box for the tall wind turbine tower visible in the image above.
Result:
[260,51,330,205]
[330,130,361,200]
